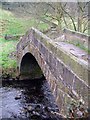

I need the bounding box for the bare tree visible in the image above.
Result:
[2,2,89,34]
[77,2,89,33]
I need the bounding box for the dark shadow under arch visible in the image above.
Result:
[20,52,44,80]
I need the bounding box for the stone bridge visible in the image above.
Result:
[17,27,90,116]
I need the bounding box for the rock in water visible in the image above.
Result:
[15,95,21,100]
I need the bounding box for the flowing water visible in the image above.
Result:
[0,78,62,120]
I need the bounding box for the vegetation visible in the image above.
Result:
[44,2,89,35]
[0,8,49,73]
[67,40,90,54]
[0,2,89,119]
[0,2,89,74]
[18,2,89,35]
[67,99,88,118]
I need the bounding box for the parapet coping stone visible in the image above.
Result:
[63,28,90,40]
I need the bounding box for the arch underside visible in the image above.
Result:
[20,52,44,80]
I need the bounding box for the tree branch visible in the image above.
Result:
[61,5,77,31]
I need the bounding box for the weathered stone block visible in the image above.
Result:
[48,52,53,69]
[56,89,64,112]
[46,41,57,55]
[73,76,83,96]
[44,63,49,79]
[33,38,39,48]
[53,84,58,98]
[40,56,45,73]
[51,56,57,78]
[37,52,42,67]
[62,93,73,116]
[56,79,66,93]
[34,48,39,62]
[51,79,56,92]
[56,59,64,80]
[63,67,74,89]
[47,53,57,78]
[73,76,89,105]
[44,48,49,64]
[39,43,46,55]
[33,28,49,47]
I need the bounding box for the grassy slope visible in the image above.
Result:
[0,8,49,72]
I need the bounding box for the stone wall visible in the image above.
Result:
[63,28,90,49]
[17,27,90,117]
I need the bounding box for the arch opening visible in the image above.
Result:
[20,52,44,80]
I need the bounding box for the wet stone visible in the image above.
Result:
[15,95,21,100]
[26,105,33,111]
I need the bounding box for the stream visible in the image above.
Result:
[0,78,62,120]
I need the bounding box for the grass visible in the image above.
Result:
[67,40,90,54]
[75,42,90,54]
[1,9,49,36]
[0,8,49,73]
[0,38,17,69]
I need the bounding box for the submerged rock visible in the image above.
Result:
[27,105,33,112]
[31,114,41,119]
[35,105,41,111]
[15,94,21,100]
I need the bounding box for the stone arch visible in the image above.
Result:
[20,52,44,80]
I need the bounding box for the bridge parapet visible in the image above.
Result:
[17,27,90,117]
[17,29,31,50]
[63,28,90,49]
[31,27,89,82]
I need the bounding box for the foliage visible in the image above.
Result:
[0,8,49,71]
[32,2,89,35]
[67,40,90,54]
[0,38,17,69]
[0,2,89,72]
[0,8,49,37]
[67,99,89,118]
